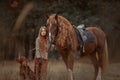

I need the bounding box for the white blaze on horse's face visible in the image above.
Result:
[47,16,58,44]
[49,32,52,43]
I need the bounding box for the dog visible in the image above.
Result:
[16,56,35,80]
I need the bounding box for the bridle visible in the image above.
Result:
[47,17,59,53]
[47,17,59,45]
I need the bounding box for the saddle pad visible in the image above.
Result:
[77,28,95,43]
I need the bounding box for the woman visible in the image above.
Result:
[34,26,48,80]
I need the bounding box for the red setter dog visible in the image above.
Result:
[16,56,48,80]
[16,56,35,80]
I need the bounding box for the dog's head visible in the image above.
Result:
[16,56,27,65]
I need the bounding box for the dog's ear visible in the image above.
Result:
[16,58,21,63]
[16,56,27,64]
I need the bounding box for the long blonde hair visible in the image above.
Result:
[38,26,47,55]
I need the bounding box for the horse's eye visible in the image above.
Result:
[47,23,50,27]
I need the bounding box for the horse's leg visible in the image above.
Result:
[62,51,75,80]
[97,51,107,80]
[67,52,75,80]
[97,40,108,80]
[89,52,100,80]
[96,67,102,80]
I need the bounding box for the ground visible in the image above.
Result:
[0,58,120,80]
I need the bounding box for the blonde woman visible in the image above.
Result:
[34,26,48,80]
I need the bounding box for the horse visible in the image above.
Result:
[46,14,108,80]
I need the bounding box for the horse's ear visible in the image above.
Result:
[45,14,49,19]
[55,14,58,20]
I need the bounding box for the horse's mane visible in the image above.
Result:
[58,15,73,31]
[52,14,77,49]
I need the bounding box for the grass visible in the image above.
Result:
[0,58,120,80]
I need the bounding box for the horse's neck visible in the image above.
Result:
[56,21,75,47]
[58,21,73,36]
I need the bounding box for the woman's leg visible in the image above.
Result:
[41,59,48,80]
[34,57,42,80]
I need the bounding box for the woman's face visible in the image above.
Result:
[41,28,47,36]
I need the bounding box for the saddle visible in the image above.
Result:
[73,24,95,53]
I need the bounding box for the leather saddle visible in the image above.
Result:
[73,24,95,52]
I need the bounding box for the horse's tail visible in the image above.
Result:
[101,39,108,72]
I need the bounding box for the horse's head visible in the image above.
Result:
[46,14,59,45]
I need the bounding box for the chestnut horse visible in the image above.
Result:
[46,14,108,80]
